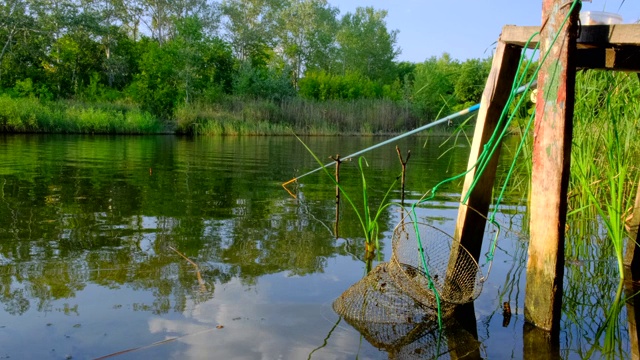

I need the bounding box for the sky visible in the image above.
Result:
[331,1,640,63]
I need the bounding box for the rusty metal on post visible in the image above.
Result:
[395,146,410,204]
[524,0,580,334]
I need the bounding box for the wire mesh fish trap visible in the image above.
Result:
[333,262,455,327]
[333,221,484,331]
[332,264,481,358]
[390,221,484,305]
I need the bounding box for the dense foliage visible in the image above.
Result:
[0,0,491,133]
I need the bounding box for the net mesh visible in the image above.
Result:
[390,221,483,305]
[333,221,484,341]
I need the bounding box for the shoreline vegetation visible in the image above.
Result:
[0,1,492,137]
[0,94,475,136]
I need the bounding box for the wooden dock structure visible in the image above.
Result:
[453,0,640,336]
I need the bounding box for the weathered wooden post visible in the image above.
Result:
[625,277,640,360]
[523,323,561,360]
[450,303,483,359]
[624,180,640,279]
[524,0,580,333]
[395,146,410,205]
[453,40,522,260]
[625,181,640,358]
[331,154,341,237]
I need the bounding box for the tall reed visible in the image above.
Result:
[570,70,640,279]
[295,136,398,255]
[175,97,448,136]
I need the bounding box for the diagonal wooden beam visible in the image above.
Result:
[452,40,521,261]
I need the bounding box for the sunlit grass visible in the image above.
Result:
[0,95,164,134]
[570,70,640,280]
[295,135,399,259]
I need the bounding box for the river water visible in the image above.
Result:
[0,134,629,359]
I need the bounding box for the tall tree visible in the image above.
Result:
[454,57,491,107]
[220,0,283,65]
[137,0,220,45]
[0,0,34,86]
[274,0,338,86]
[412,53,460,119]
[336,6,399,82]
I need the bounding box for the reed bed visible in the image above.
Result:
[0,95,164,134]
[175,97,427,135]
[554,70,639,358]
[569,70,640,279]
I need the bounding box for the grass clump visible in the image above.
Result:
[0,95,164,134]
[569,70,640,279]
[174,97,430,136]
[295,135,398,257]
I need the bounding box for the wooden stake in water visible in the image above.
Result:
[331,154,341,238]
[395,146,410,204]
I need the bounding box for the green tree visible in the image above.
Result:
[221,0,283,66]
[232,61,295,102]
[336,7,399,82]
[171,16,234,104]
[411,53,460,120]
[274,0,338,86]
[454,57,491,108]
[128,38,179,118]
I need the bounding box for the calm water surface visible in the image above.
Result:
[0,134,628,359]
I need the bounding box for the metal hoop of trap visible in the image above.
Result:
[390,221,484,305]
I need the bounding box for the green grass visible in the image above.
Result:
[1,93,467,136]
[0,95,165,134]
[569,70,640,280]
[174,96,462,136]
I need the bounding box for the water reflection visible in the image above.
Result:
[0,134,632,359]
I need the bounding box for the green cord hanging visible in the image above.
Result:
[408,0,582,327]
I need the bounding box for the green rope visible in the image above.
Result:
[483,0,582,264]
[408,0,582,327]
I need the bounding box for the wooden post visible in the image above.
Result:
[624,275,640,360]
[525,0,579,333]
[624,180,640,279]
[331,155,341,237]
[453,40,522,260]
[450,303,482,359]
[396,146,410,205]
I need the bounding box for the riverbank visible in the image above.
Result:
[0,94,473,136]
[0,95,167,134]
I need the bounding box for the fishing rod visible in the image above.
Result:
[282,81,537,193]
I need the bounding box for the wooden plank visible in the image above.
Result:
[624,180,640,279]
[501,26,541,48]
[525,0,579,333]
[452,40,522,261]
[501,24,640,49]
[575,48,640,72]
